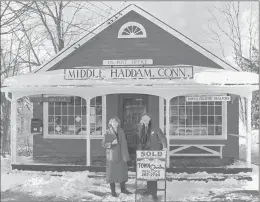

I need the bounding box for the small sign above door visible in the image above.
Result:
[103,59,153,66]
[186,95,231,102]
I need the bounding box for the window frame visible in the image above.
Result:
[164,95,227,140]
[43,95,87,139]
[118,21,147,39]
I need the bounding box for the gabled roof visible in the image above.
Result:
[34,4,241,73]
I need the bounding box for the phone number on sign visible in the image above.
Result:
[141,169,161,178]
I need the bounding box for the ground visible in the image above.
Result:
[1,140,259,202]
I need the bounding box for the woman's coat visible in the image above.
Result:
[102,127,130,183]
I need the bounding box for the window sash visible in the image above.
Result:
[164,96,227,139]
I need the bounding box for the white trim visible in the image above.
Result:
[11,100,17,164]
[102,95,107,136]
[159,97,164,131]
[35,4,239,73]
[118,21,147,38]
[169,144,224,158]
[86,99,91,166]
[44,135,87,139]
[246,96,252,168]
[165,99,170,168]
[43,97,48,138]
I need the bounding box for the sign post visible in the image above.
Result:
[135,150,167,202]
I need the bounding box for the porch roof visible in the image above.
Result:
[2,68,258,93]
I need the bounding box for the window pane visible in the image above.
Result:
[170,116,178,125]
[193,116,200,125]
[170,106,178,115]
[186,106,192,115]
[186,116,192,125]
[193,101,201,106]
[215,116,222,125]
[201,101,207,105]
[55,116,61,125]
[96,106,102,115]
[82,106,87,115]
[75,97,81,105]
[208,106,214,115]
[82,115,87,125]
[62,116,68,125]
[201,116,207,125]
[179,96,185,105]
[48,105,54,115]
[48,126,55,134]
[215,106,222,115]
[179,106,185,116]
[215,101,222,105]
[62,104,68,115]
[75,106,81,115]
[208,126,214,135]
[208,116,214,125]
[68,106,74,115]
[215,126,222,135]
[208,102,214,105]
[170,97,178,105]
[82,98,86,106]
[90,98,96,106]
[201,126,207,135]
[67,125,75,135]
[193,106,200,114]
[55,105,61,115]
[48,116,55,124]
[193,127,201,136]
[68,116,75,125]
[201,106,207,115]
[96,96,102,105]
[75,115,82,125]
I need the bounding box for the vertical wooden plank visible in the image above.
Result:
[166,98,170,168]
[11,100,17,164]
[246,96,252,168]
[86,98,91,166]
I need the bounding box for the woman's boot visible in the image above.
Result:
[110,183,117,197]
[120,182,132,194]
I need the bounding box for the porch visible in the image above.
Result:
[2,68,258,171]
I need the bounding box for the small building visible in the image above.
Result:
[2,4,258,171]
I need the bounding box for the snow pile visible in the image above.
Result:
[194,70,259,85]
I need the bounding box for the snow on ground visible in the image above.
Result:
[1,156,259,202]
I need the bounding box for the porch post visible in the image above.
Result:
[159,97,164,131]
[11,99,17,164]
[246,95,252,168]
[165,98,170,168]
[86,98,91,166]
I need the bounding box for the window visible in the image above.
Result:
[165,95,227,139]
[90,96,102,136]
[47,96,87,136]
[118,22,147,38]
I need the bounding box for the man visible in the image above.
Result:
[137,112,167,201]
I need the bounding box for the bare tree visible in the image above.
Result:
[1,1,121,156]
[205,1,259,131]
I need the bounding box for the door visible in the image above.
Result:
[119,94,148,166]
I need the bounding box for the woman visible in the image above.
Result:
[137,112,167,201]
[101,116,131,197]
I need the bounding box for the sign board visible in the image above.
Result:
[64,66,193,80]
[30,96,71,102]
[136,150,166,181]
[103,59,153,66]
[186,95,231,102]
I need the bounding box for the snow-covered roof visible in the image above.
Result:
[2,68,258,91]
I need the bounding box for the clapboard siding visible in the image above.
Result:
[49,11,224,71]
